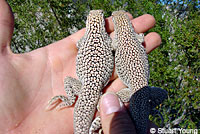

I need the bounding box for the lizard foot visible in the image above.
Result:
[89,116,102,134]
[46,76,82,111]
[116,88,133,103]
[46,95,74,111]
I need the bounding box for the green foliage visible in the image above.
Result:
[147,1,200,128]
[8,0,199,129]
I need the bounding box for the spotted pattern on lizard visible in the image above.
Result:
[47,10,114,134]
[112,10,168,134]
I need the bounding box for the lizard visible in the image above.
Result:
[46,10,114,134]
[89,10,168,134]
[112,10,168,134]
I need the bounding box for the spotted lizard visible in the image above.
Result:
[112,10,168,134]
[46,10,114,134]
[89,10,168,134]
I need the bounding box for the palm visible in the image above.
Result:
[0,29,79,133]
[0,1,161,133]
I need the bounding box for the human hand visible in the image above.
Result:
[100,92,158,134]
[0,0,161,133]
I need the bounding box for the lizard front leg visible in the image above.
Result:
[116,86,168,107]
[46,76,82,110]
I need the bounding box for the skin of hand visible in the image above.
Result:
[0,0,161,133]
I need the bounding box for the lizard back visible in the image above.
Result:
[74,10,114,133]
[112,10,149,91]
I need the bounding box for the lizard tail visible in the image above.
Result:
[73,85,101,134]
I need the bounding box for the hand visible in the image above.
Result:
[100,92,158,134]
[0,0,161,133]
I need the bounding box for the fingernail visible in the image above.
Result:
[101,92,124,115]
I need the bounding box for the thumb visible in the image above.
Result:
[0,0,14,54]
[100,92,136,134]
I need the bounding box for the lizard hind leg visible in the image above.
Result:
[89,116,102,134]
[129,86,151,134]
[46,95,72,110]
[46,76,82,111]
[116,88,133,103]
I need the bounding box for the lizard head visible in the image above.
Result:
[112,10,129,28]
[86,10,105,32]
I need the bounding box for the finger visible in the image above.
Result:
[100,92,136,134]
[0,0,14,54]
[144,32,161,53]
[107,78,126,93]
[132,14,156,33]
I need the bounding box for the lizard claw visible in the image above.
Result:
[46,96,62,111]
[55,103,72,111]
[46,95,71,111]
